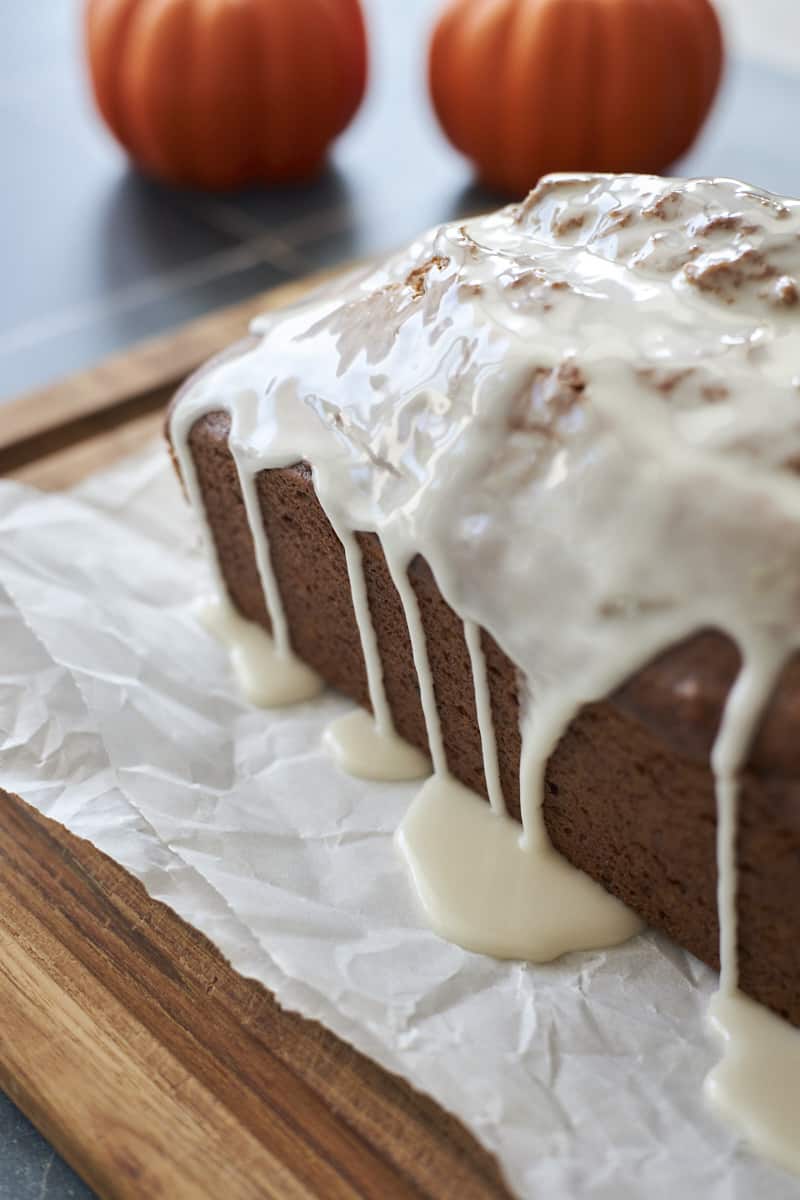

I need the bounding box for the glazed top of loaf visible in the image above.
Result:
[172,173,800,784]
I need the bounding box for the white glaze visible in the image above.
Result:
[171,174,800,1173]
[464,619,505,816]
[706,989,800,1176]
[172,386,323,700]
[383,545,449,777]
[196,594,322,707]
[711,644,786,993]
[231,437,293,657]
[336,525,393,735]
[321,518,429,780]
[397,774,642,960]
[324,709,429,781]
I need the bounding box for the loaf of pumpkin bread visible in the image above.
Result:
[169,174,800,1027]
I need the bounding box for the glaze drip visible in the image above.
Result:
[336,524,393,736]
[382,547,447,777]
[463,619,504,817]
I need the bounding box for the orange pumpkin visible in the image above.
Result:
[85,0,368,189]
[429,0,724,196]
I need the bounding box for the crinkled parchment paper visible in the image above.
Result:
[0,447,796,1199]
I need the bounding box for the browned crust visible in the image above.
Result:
[167,395,800,1026]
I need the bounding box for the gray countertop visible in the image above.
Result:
[2,2,800,1196]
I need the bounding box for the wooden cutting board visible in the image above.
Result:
[0,276,512,1200]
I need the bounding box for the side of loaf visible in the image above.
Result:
[181,409,800,1027]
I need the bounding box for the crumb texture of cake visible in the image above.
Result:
[169,174,800,1173]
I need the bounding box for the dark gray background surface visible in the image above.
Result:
[3,3,800,407]
[1,2,799,1196]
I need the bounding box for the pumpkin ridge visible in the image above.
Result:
[642,0,677,172]
[316,0,368,138]
[498,0,533,191]
[458,0,502,164]
[429,0,468,154]
[653,0,692,169]
[117,0,176,175]
[610,0,655,171]
[280,0,339,177]
[133,0,202,181]
[556,0,596,174]
[632,0,665,169]
[436,0,498,159]
[185,0,216,188]
[186,0,245,187]
[502,0,564,193]
[589,0,612,170]
[468,0,517,186]
[256,0,298,176]
[672,0,723,162]
[300,0,355,167]
[85,0,142,153]
[699,0,724,112]
[428,0,725,194]
[85,0,367,188]
[665,0,702,165]
[164,0,201,184]
[234,1,271,188]
[576,0,599,172]
[281,0,327,174]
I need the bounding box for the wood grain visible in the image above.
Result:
[0,270,333,476]
[0,790,509,1200]
[9,410,165,492]
[0,270,513,1200]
